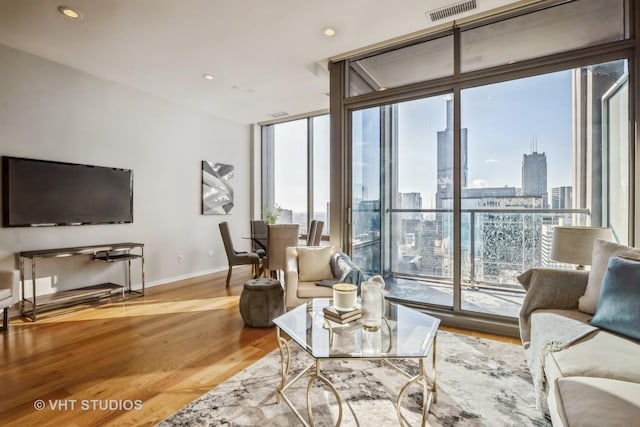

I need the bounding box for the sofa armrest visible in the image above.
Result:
[0,270,20,305]
[518,268,589,343]
[284,247,300,310]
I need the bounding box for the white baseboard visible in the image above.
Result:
[144,266,228,289]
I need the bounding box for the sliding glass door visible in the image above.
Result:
[390,95,454,308]
[351,94,456,308]
[347,58,629,318]
[351,107,382,275]
[329,0,636,330]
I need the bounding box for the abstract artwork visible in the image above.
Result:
[202,161,234,215]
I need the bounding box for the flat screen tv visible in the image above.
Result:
[2,156,133,227]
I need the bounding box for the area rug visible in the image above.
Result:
[158,330,549,426]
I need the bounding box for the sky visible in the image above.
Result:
[273,116,330,213]
[394,69,573,208]
[274,68,574,212]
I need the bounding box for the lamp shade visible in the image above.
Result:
[550,226,613,266]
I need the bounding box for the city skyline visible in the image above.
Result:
[395,69,572,209]
[274,68,574,214]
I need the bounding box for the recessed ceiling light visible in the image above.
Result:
[323,27,336,37]
[57,6,82,19]
[202,74,215,80]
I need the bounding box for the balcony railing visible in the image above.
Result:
[354,207,591,292]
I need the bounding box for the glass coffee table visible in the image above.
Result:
[273,298,440,426]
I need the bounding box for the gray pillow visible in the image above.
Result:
[579,239,640,314]
[591,256,640,340]
[329,252,365,292]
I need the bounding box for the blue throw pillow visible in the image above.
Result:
[591,256,640,340]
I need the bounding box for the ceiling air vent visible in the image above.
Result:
[269,111,289,118]
[427,0,477,22]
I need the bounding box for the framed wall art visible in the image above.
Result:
[202,161,234,215]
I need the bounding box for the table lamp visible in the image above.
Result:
[550,226,613,269]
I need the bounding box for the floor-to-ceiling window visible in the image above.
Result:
[389,95,455,308]
[331,0,635,327]
[312,115,331,233]
[272,119,308,229]
[351,107,383,274]
[603,76,630,244]
[262,113,330,238]
[458,60,628,316]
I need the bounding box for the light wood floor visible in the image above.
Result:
[0,267,519,426]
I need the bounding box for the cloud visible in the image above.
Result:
[484,158,500,163]
[471,179,488,188]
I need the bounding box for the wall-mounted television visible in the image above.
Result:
[2,156,133,227]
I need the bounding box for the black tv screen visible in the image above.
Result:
[2,156,133,227]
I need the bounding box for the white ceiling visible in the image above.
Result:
[0,0,520,124]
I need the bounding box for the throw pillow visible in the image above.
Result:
[297,246,334,282]
[591,256,640,340]
[330,252,365,291]
[330,252,351,282]
[578,239,640,314]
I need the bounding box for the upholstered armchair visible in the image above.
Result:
[0,269,19,331]
[284,246,364,310]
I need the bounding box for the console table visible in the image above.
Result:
[19,242,145,321]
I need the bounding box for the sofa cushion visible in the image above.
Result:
[296,280,334,298]
[297,246,334,282]
[547,323,640,385]
[530,309,640,391]
[591,256,640,340]
[579,239,640,314]
[551,377,640,427]
[531,309,594,389]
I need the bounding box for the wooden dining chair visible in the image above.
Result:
[250,220,268,254]
[219,221,261,287]
[312,221,324,246]
[250,219,268,276]
[265,224,299,280]
[306,220,318,246]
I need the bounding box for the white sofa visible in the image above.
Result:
[0,270,20,331]
[519,267,640,426]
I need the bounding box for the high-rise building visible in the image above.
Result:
[397,192,422,214]
[396,191,423,253]
[552,186,573,209]
[522,150,548,207]
[436,98,467,207]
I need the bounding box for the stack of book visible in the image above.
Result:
[323,305,361,324]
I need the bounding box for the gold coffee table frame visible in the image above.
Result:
[274,299,439,427]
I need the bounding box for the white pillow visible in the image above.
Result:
[578,239,640,314]
[297,246,334,282]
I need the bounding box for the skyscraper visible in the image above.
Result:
[397,192,422,213]
[522,150,548,207]
[436,98,467,207]
[552,186,573,209]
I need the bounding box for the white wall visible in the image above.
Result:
[0,44,252,294]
